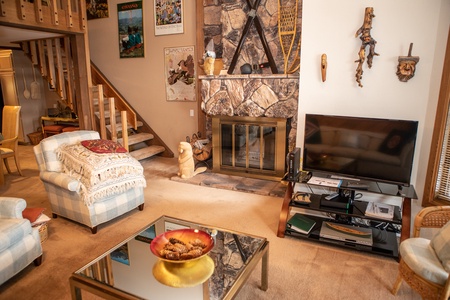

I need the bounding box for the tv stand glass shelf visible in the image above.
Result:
[277,173,417,259]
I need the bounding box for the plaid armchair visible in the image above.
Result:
[33,130,145,234]
[0,197,42,286]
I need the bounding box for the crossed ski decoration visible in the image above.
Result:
[227,0,278,74]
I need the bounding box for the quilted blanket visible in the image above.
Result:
[56,143,146,206]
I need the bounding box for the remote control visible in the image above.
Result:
[325,193,339,200]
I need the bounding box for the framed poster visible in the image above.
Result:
[118,1,144,58]
[86,0,109,20]
[154,0,184,36]
[164,46,196,101]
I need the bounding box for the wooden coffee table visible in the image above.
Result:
[69,215,269,299]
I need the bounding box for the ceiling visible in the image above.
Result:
[0,26,61,48]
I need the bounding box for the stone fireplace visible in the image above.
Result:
[199,0,302,180]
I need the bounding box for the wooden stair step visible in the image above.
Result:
[119,132,154,145]
[130,145,165,160]
[94,110,121,118]
[106,121,143,132]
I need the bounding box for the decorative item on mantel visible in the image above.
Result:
[396,43,419,82]
[354,7,379,88]
[202,39,216,76]
[177,142,207,179]
[278,0,300,74]
[227,0,278,75]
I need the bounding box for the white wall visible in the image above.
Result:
[298,0,450,210]
[87,1,198,155]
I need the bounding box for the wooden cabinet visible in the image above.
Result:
[0,50,24,142]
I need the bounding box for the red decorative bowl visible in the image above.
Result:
[150,229,214,263]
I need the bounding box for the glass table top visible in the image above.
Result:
[72,216,268,300]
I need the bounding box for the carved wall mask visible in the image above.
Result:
[396,43,419,82]
[396,59,418,82]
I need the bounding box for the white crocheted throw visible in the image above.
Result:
[56,143,146,206]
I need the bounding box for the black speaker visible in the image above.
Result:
[287,147,301,181]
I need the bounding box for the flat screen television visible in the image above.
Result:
[303,114,418,186]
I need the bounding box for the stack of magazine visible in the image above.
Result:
[287,213,316,234]
[365,202,395,220]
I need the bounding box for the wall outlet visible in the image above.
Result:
[190,109,194,117]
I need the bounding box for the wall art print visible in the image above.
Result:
[86,0,109,20]
[164,46,196,101]
[154,0,183,36]
[118,1,144,58]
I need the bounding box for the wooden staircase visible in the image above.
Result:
[90,84,168,160]
[20,37,173,160]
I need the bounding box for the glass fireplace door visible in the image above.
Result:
[212,116,287,181]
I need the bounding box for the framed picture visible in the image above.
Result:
[164,46,196,101]
[110,243,130,265]
[118,1,144,58]
[86,0,109,20]
[154,0,184,36]
[135,225,156,244]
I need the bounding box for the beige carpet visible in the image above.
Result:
[0,145,420,300]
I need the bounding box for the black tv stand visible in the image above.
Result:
[277,174,417,259]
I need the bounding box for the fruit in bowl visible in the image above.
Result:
[150,229,214,263]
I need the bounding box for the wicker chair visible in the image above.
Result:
[392,206,450,299]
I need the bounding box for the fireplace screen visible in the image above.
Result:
[212,116,287,180]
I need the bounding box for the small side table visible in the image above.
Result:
[41,116,79,137]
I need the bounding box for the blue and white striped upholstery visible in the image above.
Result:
[33,131,145,232]
[0,197,42,286]
[431,221,450,273]
[400,237,448,286]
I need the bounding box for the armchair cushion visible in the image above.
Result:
[40,171,80,191]
[0,219,32,252]
[0,197,27,219]
[22,207,45,223]
[40,130,101,172]
[56,143,146,205]
[430,221,450,273]
[400,237,449,285]
[81,139,127,153]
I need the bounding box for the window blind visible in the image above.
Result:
[436,108,450,202]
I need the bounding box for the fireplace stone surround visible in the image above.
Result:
[198,0,302,180]
[200,73,299,152]
[200,73,299,180]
